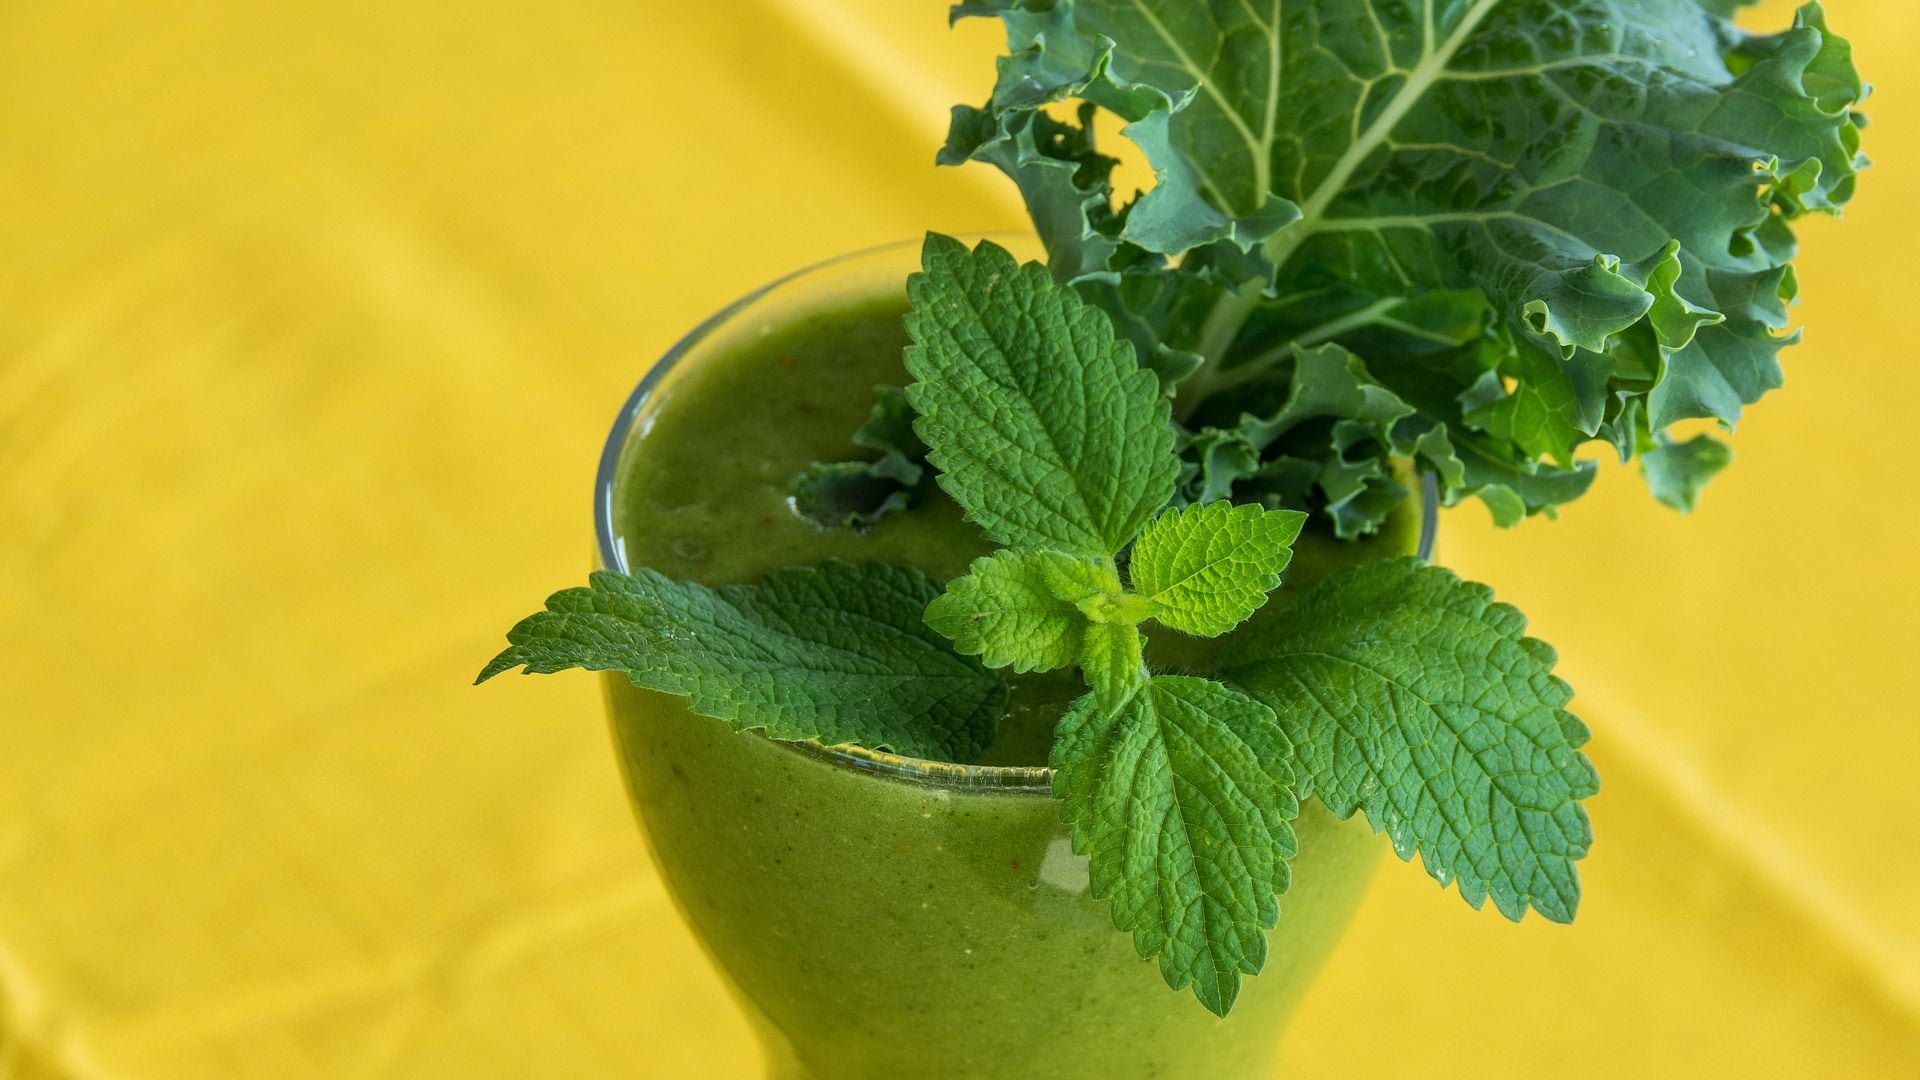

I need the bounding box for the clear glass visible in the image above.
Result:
[595,236,1437,1079]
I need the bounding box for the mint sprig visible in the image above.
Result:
[906,237,1309,1012]
[907,235,1597,1012]
[478,562,1006,762]
[482,235,1603,1018]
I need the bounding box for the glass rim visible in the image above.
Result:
[595,233,1437,796]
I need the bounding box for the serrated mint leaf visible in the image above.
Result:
[1641,431,1733,512]
[904,234,1177,556]
[479,562,1006,762]
[1038,550,1121,609]
[925,549,1114,674]
[1051,676,1297,1017]
[1221,558,1598,922]
[1130,501,1304,637]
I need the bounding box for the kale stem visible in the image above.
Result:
[1179,280,1265,422]
[1194,279,1263,366]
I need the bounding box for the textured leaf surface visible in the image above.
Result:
[1130,501,1304,636]
[904,234,1177,555]
[1079,619,1147,710]
[479,563,1006,761]
[1051,676,1297,1016]
[951,0,1867,530]
[924,548,1114,674]
[1184,342,1424,539]
[1222,558,1598,921]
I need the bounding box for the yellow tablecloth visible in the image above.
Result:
[2,1,1915,1075]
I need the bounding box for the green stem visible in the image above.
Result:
[1178,280,1266,422]
[1194,279,1264,367]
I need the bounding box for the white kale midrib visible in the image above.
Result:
[1260,0,1505,274]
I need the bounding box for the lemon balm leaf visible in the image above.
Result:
[1222,558,1598,922]
[1130,502,1305,637]
[1051,676,1298,1017]
[903,234,1177,556]
[924,549,1114,674]
[478,562,1006,763]
[1078,620,1146,711]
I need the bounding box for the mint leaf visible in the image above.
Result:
[1641,431,1733,511]
[1051,676,1297,1017]
[904,234,1177,556]
[952,0,1867,525]
[1078,619,1145,711]
[1221,558,1598,922]
[479,562,1006,762]
[924,549,1114,674]
[1130,501,1304,637]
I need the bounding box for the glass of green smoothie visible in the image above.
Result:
[594,237,1435,1080]
[485,3,1863,1072]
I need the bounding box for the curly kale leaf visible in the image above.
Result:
[947,0,1867,530]
[790,385,932,528]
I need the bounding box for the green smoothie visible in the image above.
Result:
[602,288,1424,1078]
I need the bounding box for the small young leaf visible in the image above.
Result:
[479,562,1006,762]
[1221,558,1598,922]
[1130,502,1306,637]
[1078,619,1145,710]
[1051,676,1298,1017]
[904,234,1176,556]
[924,549,1114,674]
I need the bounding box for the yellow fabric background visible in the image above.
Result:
[2,0,1915,1075]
